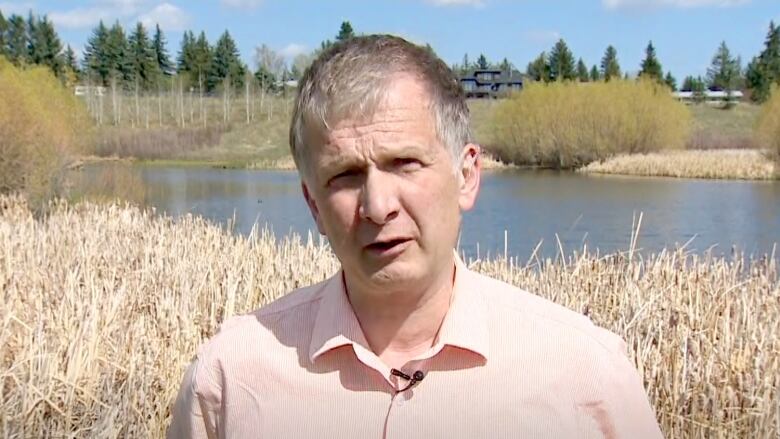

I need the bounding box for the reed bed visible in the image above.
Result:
[1,196,778,437]
[580,149,777,180]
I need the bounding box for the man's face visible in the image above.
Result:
[301,74,480,292]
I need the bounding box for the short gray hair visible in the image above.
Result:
[289,35,472,178]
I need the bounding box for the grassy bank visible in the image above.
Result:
[580,149,777,180]
[1,196,777,437]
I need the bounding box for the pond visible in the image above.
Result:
[72,164,780,261]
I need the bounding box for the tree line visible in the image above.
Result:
[2,6,780,103]
[452,21,780,102]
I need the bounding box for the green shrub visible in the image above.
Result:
[0,57,91,200]
[755,85,780,163]
[486,79,691,168]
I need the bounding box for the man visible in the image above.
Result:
[169,35,663,438]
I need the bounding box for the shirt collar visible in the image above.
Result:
[308,253,489,364]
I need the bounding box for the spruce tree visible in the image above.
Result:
[576,58,589,82]
[707,41,740,94]
[0,10,7,57]
[128,22,159,89]
[461,53,470,75]
[746,21,780,102]
[600,45,621,81]
[64,45,79,75]
[526,52,549,82]
[176,30,195,75]
[6,14,28,65]
[193,31,213,87]
[639,41,663,81]
[477,53,489,70]
[28,15,63,76]
[499,57,512,75]
[664,71,677,91]
[589,64,600,81]
[106,21,132,86]
[208,30,244,91]
[548,39,575,81]
[336,21,355,41]
[152,24,172,74]
[83,21,111,85]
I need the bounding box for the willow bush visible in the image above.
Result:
[756,85,780,164]
[0,57,91,200]
[486,80,691,168]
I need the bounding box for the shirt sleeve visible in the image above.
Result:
[167,358,222,439]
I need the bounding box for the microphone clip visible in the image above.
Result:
[391,368,425,392]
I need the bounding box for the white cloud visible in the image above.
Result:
[221,0,263,9]
[523,29,561,45]
[0,2,35,16]
[137,2,189,31]
[50,7,115,29]
[603,0,750,9]
[279,43,307,59]
[425,0,484,7]
[47,1,187,30]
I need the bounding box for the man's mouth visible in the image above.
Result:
[364,238,412,253]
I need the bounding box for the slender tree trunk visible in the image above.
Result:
[134,77,140,129]
[158,82,163,127]
[245,74,250,124]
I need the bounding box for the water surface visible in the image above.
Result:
[73,165,780,261]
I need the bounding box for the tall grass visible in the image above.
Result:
[1,197,777,437]
[0,57,91,200]
[580,149,776,180]
[756,86,780,164]
[486,80,691,168]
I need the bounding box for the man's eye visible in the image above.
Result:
[394,158,422,170]
[328,169,360,186]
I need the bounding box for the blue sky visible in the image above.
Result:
[1,0,777,79]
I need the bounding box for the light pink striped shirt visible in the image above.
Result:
[169,256,662,438]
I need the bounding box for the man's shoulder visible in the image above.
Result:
[194,276,332,366]
[471,270,625,355]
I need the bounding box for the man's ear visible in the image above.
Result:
[457,143,481,212]
[301,181,327,235]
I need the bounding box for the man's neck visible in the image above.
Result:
[345,261,455,369]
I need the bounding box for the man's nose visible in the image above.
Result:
[358,169,400,225]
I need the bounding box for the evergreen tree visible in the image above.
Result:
[745,21,780,102]
[639,41,663,81]
[576,58,589,82]
[0,10,7,57]
[208,30,245,91]
[707,41,740,93]
[106,21,132,85]
[336,21,355,41]
[152,24,172,74]
[461,53,471,75]
[526,52,549,82]
[64,44,79,75]
[589,64,600,81]
[194,32,213,84]
[128,22,159,89]
[477,53,489,70]
[27,15,63,76]
[176,30,195,75]
[83,21,111,84]
[600,45,621,81]
[548,39,575,81]
[6,14,28,65]
[664,71,677,91]
[499,57,512,75]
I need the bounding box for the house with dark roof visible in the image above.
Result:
[459,69,524,98]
